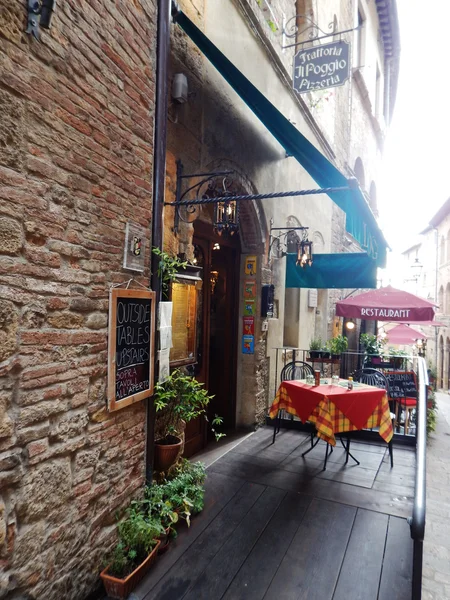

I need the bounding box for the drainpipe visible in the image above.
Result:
[146,0,172,482]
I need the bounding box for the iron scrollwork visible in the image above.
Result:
[283,14,335,43]
[173,161,236,235]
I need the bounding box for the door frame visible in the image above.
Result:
[194,219,240,432]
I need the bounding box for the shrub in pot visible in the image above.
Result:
[153,370,223,473]
[100,509,164,599]
[156,460,207,527]
[309,337,323,359]
[328,335,348,359]
[360,333,386,365]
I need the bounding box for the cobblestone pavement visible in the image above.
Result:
[423,392,450,599]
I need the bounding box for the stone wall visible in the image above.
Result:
[0,1,156,598]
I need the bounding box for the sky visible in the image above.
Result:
[377,0,450,271]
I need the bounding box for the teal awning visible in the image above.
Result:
[172,10,388,268]
[285,253,377,289]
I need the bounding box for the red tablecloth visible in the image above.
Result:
[269,380,393,446]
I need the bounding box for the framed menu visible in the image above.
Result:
[107,288,155,411]
[170,280,199,366]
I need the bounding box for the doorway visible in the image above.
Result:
[183,221,240,456]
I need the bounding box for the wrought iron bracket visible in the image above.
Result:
[281,13,360,51]
[268,225,309,260]
[26,0,55,40]
[172,160,234,235]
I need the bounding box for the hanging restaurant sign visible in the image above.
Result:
[293,40,350,94]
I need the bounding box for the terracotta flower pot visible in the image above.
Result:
[154,435,183,472]
[100,540,160,600]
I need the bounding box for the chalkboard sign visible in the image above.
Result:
[108,288,155,411]
[385,371,417,400]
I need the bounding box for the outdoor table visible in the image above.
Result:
[269,379,393,447]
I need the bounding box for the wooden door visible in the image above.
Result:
[183,222,239,456]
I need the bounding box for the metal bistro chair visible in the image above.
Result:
[272,361,315,445]
[352,368,394,468]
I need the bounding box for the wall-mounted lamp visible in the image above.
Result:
[214,199,238,236]
[416,338,426,357]
[172,73,189,104]
[345,319,356,331]
[26,0,55,40]
[296,237,313,268]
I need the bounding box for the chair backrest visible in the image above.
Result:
[353,368,389,391]
[280,361,314,381]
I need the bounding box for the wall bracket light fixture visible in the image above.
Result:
[26,0,55,40]
[172,160,237,235]
[268,225,312,268]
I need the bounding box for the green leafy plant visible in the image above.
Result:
[152,247,188,301]
[427,389,437,438]
[146,461,207,527]
[154,369,225,442]
[105,508,164,578]
[387,347,408,356]
[360,333,385,356]
[309,337,323,351]
[327,335,348,355]
[136,486,179,532]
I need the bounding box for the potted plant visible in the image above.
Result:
[321,344,331,359]
[152,247,187,301]
[309,337,323,359]
[100,509,164,600]
[138,485,179,554]
[153,369,223,473]
[387,347,408,369]
[156,460,206,527]
[360,333,386,365]
[328,335,348,359]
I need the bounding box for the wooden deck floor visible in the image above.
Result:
[112,427,415,600]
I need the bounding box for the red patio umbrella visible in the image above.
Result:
[335,285,437,322]
[384,324,427,345]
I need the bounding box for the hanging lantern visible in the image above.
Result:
[296,238,313,268]
[214,199,239,236]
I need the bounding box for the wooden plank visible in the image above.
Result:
[209,451,413,518]
[378,516,413,600]
[140,480,266,600]
[264,498,356,600]
[231,443,293,464]
[281,454,379,489]
[133,471,244,599]
[182,486,286,600]
[223,492,312,600]
[332,509,388,600]
[372,480,415,499]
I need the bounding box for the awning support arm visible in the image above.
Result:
[165,184,350,206]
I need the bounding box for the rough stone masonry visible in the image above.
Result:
[0,1,157,598]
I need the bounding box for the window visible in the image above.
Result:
[439,285,444,311]
[440,236,445,264]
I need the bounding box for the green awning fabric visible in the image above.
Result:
[173,10,388,268]
[285,253,377,289]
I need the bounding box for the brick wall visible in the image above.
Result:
[0,2,157,598]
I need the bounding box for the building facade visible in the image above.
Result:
[166,0,399,443]
[0,0,398,598]
[0,2,158,598]
[402,199,450,389]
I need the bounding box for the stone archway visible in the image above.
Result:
[178,158,268,428]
